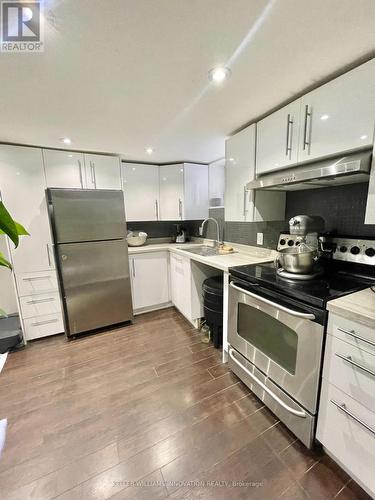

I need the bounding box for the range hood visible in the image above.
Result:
[247,150,372,191]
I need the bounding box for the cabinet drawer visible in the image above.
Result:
[323,334,375,412]
[19,292,62,319]
[317,382,375,498]
[16,271,58,297]
[328,313,375,356]
[23,313,64,341]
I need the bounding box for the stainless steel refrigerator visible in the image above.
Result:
[47,188,133,338]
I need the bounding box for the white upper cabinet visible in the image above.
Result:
[158,163,208,221]
[0,145,54,273]
[159,164,184,220]
[225,125,255,222]
[122,163,159,221]
[225,124,285,222]
[44,150,121,190]
[209,158,225,208]
[299,59,375,163]
[183,163,209,220]
[84,153,121,190]
[256,100,301,175]
[43,149,85,188]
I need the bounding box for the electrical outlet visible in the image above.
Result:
[257,233,264,245]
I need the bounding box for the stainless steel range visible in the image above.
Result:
[228,234,375,448]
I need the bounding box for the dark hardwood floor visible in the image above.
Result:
[0,308,370,499]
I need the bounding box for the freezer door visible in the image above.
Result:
[48,189,126,243]
[57,239,133,335]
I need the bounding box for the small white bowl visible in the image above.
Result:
[127,232,147,247]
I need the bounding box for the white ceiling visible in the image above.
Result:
[0,0,375,164]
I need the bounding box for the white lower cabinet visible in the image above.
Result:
[317,313,375,498]
[19,292,62,319]
[23,313,64,341]
[170,253,192,320]
[129,251,170,312]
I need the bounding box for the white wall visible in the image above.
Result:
[0,236,18,315]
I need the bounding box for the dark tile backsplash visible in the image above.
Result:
[128,182,375,250]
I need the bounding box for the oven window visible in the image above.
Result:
[237,303,298,374]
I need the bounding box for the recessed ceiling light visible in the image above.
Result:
[146,147,154,155]
[229,158,234,162]
[320,114,329,121]
[208,66,231,84]
[60,137,72,144]
[360,135,368,140]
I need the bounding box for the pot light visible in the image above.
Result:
[320,114,329,121]
[146,147,154,155]
[208,66,231,84]
[60,137,72,144]
[360,135,368,140]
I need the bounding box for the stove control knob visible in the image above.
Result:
[279,239,286,246]
[288,240,294,246]
[350,246,360,255]
[339,246,347,253]
[365,247,375,257]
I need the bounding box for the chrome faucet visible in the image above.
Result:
[199,218,222,247]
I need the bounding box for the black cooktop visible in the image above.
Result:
[230,260,375,309]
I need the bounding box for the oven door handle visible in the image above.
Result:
[229,348,307,418]
[230,282,315,320]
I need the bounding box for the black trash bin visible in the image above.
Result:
[0,314,23,354]
[202,276,223,348]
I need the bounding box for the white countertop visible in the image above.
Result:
[128,240,277,272]
[327,287,375,328]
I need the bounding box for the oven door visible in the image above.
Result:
[228,279,325,414]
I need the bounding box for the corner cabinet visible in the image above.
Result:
[158,163,208,221]
[122,163,159,221]
[43,150,121,190]
[225,124,285,222]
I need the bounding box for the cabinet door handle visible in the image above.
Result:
[243,186,248,216]
[78,160,84,188]
[303,104,311,151]
[331,400,375,436]
[337,328,375,348]
[23,276,50,282]
[93,163,97,188]
[335,353,375,378]
[132,259,136,277]
[26,298,55,304]
[178,199,182,219]
[155,200,159,220]
[46,244,51,267]
[31,318,58,327]
[285,114,293,158]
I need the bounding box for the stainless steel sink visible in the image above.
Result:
[179,245,220,256]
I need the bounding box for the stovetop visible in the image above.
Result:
[230,260,375,309]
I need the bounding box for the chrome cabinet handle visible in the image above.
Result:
[22,276,50,281]
[155,200,159,220]
[31,319,58,327]
[243,186,248,216]
[78,160,83,188]
[337,328,375,348]
[303,104,311,151]
[331,400,375,436]
[93,163,97,188]
[46,244,51,267]
[285,114,293,158]
[26,298,55,304]
[229,282,315,319]
[229,348,307,418]
[178,199,182,219]
[132,259,136,278]
[90,161,95,184]
[335,352,375,378]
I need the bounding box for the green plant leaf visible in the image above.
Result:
[0,201,19,247]
[0,251,12,270]
[0,221,29,236]
[0,308,7,318]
